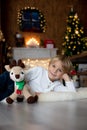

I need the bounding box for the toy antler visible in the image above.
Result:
[5,59,26,72]
[10,60,17,68]
[18,59,25,68]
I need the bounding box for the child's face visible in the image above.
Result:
[48,60,64,81]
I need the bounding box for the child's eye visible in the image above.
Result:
[58,69,62,72]
[52,64,55,68]
[57,69,63,73]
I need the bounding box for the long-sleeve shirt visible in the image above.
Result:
[25,66,76,94]
[0,71,14,101]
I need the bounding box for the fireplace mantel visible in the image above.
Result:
[12,47,58,60]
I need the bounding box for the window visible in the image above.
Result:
[17,7,46,33]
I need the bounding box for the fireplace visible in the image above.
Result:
[12,47,58,60]
[12,47,57,69]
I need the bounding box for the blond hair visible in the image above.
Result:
[49,55,73,73]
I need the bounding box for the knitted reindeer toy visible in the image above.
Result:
[5,59,38,104]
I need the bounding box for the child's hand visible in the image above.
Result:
[62,73,71,81]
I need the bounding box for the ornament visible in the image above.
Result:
[68,46,71,49]
[75,30,79,34]
[70,70,77,75]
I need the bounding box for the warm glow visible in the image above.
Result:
[25,37,40,47]
[22,58,51,69]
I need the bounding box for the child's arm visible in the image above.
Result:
[54,73,76,92]
[62,73,76,91]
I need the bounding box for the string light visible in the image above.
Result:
[0,30,5,42]
[26,37,40,47]
[22,58,50,69]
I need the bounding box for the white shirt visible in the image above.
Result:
[25,66,76,93]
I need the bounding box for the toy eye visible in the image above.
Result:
[21,72,24,74]
[11,72,13,75]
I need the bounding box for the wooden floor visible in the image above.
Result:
[0,99,87,130]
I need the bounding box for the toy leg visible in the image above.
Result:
[22,85,31,99]
[6,92,18,104]
[23,85,38,104]
[6,86,18,104]
[16,95,24,102]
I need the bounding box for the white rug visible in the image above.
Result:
[1,87,87,103]
[38,87,87,101]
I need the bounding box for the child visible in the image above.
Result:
[25,55,76,95]
[0,71,14,101]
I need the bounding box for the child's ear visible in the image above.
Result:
[4,65,11,72]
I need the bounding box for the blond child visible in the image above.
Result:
[25,55,76,95]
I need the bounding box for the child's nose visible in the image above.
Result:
[53,68,57,73]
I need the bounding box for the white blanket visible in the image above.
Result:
[38,87,87,101]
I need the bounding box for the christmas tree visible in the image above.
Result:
[62,8,87,56]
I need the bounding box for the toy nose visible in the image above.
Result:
[15,74,20,79]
